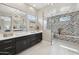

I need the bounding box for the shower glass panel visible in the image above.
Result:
[44,11,79,54]
[51,12,79,46]
[44,11,79,47]
[43,17,52,43]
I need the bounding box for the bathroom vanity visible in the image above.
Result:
[0,32,42,55]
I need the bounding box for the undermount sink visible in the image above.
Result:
[3,33,13,37]
[3,34,10,37]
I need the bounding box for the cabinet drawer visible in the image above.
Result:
[0,46,15,50]
[0,43,15,49]
[0,51,10,55]
[36,33,42,39]
[30,40,40,46]
[0,50,15,55]
[30,37,36,42]
[0,39,15,45]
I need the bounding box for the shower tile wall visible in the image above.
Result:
[48,11,79,36]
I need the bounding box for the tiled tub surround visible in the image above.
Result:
[0,31,42,55]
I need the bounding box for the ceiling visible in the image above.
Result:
[36,3,78,17]
[0,3,79,17]
[0,3,37,16]
[26,3,78,11]
[26,3,52,10]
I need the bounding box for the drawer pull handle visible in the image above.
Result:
[4,40,12,43]
[5,46,13,49]
[0,52,9,53]
[24,41,26,44]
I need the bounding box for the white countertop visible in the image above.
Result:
[0,31,42,41]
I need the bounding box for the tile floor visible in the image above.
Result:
[18,39,79,55]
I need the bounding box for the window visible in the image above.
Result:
[27,15,36,23]
[60,16,70,22]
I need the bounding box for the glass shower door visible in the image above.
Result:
[43,17,52,45]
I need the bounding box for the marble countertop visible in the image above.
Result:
[0,31,42,41]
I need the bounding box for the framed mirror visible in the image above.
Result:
[0,16,12,32]
[13,16,26,31]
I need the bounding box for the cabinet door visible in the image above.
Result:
[36,33,42,41]
[16,40,25,53]
[29,34,36,42]
[24,36,30,48]
[16,36,29,53]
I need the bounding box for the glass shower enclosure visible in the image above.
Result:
[44,11,79,46]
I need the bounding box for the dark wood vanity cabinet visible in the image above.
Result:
[0,39,16,55]
[0,32,42,55]
[16,33,42,54]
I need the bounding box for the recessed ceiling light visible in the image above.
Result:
[29,7,34,10]
[51,3,53,5]
[47,3,50,5]
[48,3,53,6]
[32,4,36,7]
